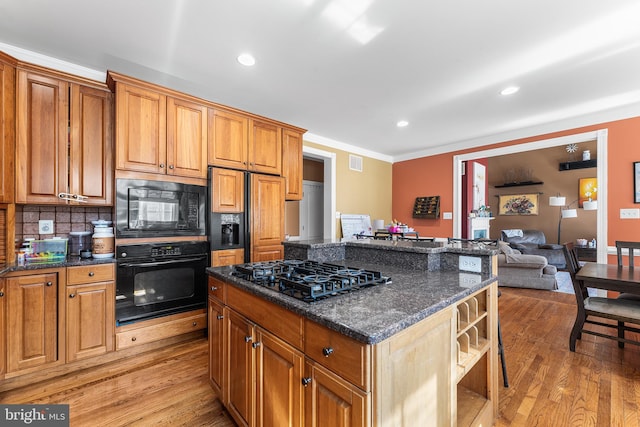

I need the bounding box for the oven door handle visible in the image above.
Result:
[119,257,206,268]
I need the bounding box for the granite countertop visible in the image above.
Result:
[208,260,497,345]
[1,257,117,276]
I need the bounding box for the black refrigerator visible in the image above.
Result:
[209,167,248,262]
[208,166,285,264]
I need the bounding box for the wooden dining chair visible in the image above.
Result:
[563,242,640,350]
[615,241,640,346]
[616,240,640,268]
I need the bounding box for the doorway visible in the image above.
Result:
[453,129,608,263]
[302,146,336,239]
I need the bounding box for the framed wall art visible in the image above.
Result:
[498,193,539,215]
[635,162,640,203]
[579,177,597,207]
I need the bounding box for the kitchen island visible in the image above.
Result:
[206,239,499,427]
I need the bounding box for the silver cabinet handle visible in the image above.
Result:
[216,315,224,320]
[69,293,76,298]
[252,342,261,349]
[244,336,252,343]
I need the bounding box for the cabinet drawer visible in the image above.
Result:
[67,264,115,285]
[305,320,371,391]
[116,312,206,350]
[208,277,226,302]
[227,285,303,350]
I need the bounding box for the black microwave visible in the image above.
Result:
[115,179,206,238]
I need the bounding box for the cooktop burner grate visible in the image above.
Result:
[232,260,391,302]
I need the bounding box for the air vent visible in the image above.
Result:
[349,154,363,172]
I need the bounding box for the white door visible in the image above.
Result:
[300,181,324,240]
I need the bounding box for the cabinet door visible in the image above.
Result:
[251,245,284,263]
[66,281,115,362]
[282,129,303,201]
[167,96,207,178]
[16,70,68,204]
[211,167,244,213]
[6,272,59,372]
[249,119,282,175]
[69,84,114,205]
[251,174,285,254]
[255,328,304,427]
[304,360,369,427]
[209,298,225,396]
[0,278,5,377]
[0,58,15,203]
[227,309,255,427]
[208,108,248,169]
[115,82,167,174]
[212,249,245,267]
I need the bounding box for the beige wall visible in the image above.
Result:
[304,141,393,238]
[487,140,597,244]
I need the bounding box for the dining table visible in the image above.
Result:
[576,262,640,295]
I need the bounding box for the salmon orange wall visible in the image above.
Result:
[393,115,640,258]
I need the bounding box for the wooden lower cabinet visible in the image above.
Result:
[256,329,304,427]
[0,278,5,377]
[208,297,225,397]
[211,280,497,427]
[66,264,115,362]
[224,307,304,427]
[226,309,255,426]
[304,360,369,427]
[6,272,61,373]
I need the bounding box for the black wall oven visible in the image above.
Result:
[115,241,208,325]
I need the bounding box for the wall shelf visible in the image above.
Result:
[494,181,543,188]
[559,159,597,171]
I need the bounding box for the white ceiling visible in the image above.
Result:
[2,0,640,162]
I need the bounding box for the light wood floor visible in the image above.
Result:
[2,287,639,426]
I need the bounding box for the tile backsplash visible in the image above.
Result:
[15,205,113,246]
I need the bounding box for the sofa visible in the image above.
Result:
[500,229,566,269]
[496,241,558,290]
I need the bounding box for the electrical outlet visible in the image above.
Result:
[39,220,54,234]
[459,273,482,288]
[620,208,640,219]
[443,212,453,220]
[459,255,482,273]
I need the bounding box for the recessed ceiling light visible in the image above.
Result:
[237,53,256,66]
[397,120,409,128]
[500,86,519,96]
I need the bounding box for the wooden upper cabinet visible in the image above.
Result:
[114,82,167,175]
[69,85,113,205]
[166,96,207,178]
[282,129,303,201]
[16,67,114,205]
[211,167,244,213]
[111,74,208,180]
[209,109,285,176]
[0,55,16,204]
[249,119,281,175]
[251,173,284,249]
[208,109,248,170]
[16,70,68,204]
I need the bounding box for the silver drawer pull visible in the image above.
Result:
[322,347,334,357]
